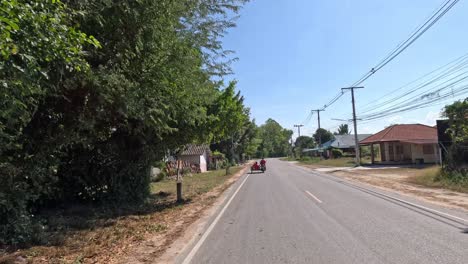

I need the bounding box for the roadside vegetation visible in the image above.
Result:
[408,99,467,193]
[283,156,373,167]
[0,167,243,263]
[152,167,243,199]
[1,0,260,253]
[407,166,468,194]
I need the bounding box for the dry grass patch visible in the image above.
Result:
[407,166,468,194]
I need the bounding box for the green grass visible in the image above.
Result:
[279,157,297,161]
[151,166,243,199]
[295,156,373,167]
[407,167,468,193]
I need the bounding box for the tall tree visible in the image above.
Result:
[257,119,293,157]
[295,136,315,149]
[335,124,350,135]
[1,0,249,244]
[313,128,334,145]
[209,81,253,162]
[1,0,100,245]
[294,136,315,157]
[442,99,468,170]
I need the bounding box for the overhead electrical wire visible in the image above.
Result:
[362,71,468,116]
[302,110,313,125]
[359,59,468,115]
[301,0,461,128]
[350,0,460,87]
[359,84,468,121]
[333,54,468,123]
[358,52,468,112]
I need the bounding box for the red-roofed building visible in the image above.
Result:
[360,124,441,164]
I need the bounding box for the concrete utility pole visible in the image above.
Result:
[294,124,304,138]
[312,109,325,146]
[341,86,364,166]
[312,109,324,129]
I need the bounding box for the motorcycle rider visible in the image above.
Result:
[260,158,266,170]
[252,161,260,170]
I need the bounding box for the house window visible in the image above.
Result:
[423,145,434,155]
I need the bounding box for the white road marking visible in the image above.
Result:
[285,161,468,225]
[305,190,323,203]
[181,174,250,264]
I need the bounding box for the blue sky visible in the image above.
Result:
[222,0,468,138]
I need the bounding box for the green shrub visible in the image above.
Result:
[331,148,343,158]
[153,171,166,182]
[299,156,312,162]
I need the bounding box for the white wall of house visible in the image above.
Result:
[179,151,209,172]
[200,152,208,172]
[380,142,439,164]
[410,144,440,164]
[180,154,200,166]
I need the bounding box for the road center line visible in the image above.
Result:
[181,174,250,264]
[305,190,323,203]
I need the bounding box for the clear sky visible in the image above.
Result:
[222,0,468,139]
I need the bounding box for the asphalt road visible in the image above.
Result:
[180,159,468,264]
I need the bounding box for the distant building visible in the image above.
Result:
[322,134,372,158]
[303,134,371,158]
[360,124,440,164]
[179,144,211,172]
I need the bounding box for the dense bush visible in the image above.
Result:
[0,0,249,245]
[299,156,312,162]
[331,148,343,158]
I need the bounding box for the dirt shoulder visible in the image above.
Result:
[301,164,468,212]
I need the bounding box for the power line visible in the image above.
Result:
[350,0,460,87]
[360,71,468,118]
[358,52,468,112]
[360,67,468,116]
[359,85,468,121]
[320,91,346,111]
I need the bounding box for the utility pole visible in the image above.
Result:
[294,124,304,138]
[312,109,325,146]
[341,86,364,166]
[312,109,324,129]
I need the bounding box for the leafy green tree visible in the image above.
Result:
[257,119,293,157]
[335,124,350,135]
[443,99,468,144]
[209,81,253,162]
[442,99,468,171]
[0,0,100,245]
[294,136,315,157]
[313,128,334,145]
[1,0,249,244]
[295,136,315,149]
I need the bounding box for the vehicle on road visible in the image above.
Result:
[250,161,266,173]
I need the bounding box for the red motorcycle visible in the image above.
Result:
[250,162,266,173]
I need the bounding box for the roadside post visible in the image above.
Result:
[176,157,183,203]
